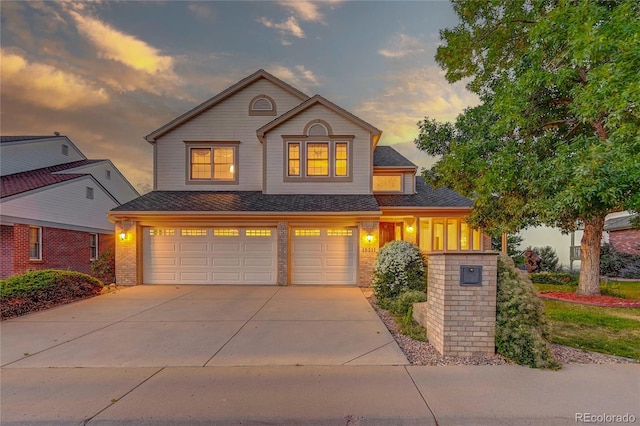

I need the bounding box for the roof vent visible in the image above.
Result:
[54,131,60,136]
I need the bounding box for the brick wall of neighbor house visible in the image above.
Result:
[278,221,288,285]
[358,221,380,287]
[115,221,138,285]
[609,229,640,255]
[5,223,114,278]
[0,225,15,279]
[426,253,498,357]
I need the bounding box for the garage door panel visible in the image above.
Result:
[143,227,277,285]
[211,257,242,267]
[180,258,208,267]
[180,242,208,251]
[292,228,357,285]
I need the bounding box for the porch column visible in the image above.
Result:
[358,221,379,287]
[115,221,137,285]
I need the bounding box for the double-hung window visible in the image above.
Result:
[186,142,239,184]
[90,234,98,260]
[29,226,42,260]
[307,143,329,176]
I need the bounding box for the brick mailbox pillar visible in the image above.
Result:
[426,253,498,357]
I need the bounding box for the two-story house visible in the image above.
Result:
[0,135,139,279]
[109,70,485,286]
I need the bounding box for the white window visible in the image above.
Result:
[29,227,42,260]
[373,175,403,192]
[249,95,276,116]
[86,187,94,199]
[90,234,98,260]
[188,145,238,183]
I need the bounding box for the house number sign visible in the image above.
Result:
[362,247,377,253]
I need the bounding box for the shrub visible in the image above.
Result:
[600,243,640,279]
[532,246,560,272]
[372,241,426,300]
[530,272,578,285]
[0,270,103,319]
[496,254,561,369]
[389,289,427,316]
[91,248,115,283]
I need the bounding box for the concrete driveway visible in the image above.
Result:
[1,285,407,368]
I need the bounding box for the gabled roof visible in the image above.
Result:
[111,191,381,214]
[373,146,417,168]
[145,69,310,143]
[604,215,639,232]
[375,177,473,208]
[256,95,382,145]
[1,160,104,198]
[0,136,57,143]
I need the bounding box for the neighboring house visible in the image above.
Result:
[109,69,486,286]
[604,213,640,255]
[0,135,139,279]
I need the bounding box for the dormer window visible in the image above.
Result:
[249,95,276,116]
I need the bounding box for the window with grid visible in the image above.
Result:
[90,234,98,260]
[327,229,353,236]
[149,229,175,236]
[245,229,272,237]
[307,143,329,176]
[335,142,348,176]
[29,227,41,260]
[288,143,300,176]
[181,229,207,236]
[213,147,234,180]
[213,229,239,236]
[190,148,211,179]
[294,229,321,236]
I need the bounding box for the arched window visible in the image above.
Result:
[307,123,328,136]
[249,95,276,116]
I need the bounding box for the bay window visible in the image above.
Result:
[419,217,483,252]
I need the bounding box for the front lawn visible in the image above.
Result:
[534,282,640,360]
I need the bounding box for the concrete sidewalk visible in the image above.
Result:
[1,364,638,425]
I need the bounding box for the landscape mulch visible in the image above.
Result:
[538,291,640,308]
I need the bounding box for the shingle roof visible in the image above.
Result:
[0,136,59,143]
[375,177,473,208]
[373,146,417,168]
[1,160,103,198]
[604,215,638,231]
[112,191,382,213]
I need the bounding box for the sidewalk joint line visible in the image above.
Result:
[403,365,439,426]
[203,287,282,367]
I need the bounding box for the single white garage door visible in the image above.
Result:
[143,227,277,285]
[291,228,358,285]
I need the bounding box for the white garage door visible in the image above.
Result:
[291,228,358,285]
[143,227,277,285]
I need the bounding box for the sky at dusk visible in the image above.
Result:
[1,1,478,193]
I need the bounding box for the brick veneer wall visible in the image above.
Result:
[358,221,379,287]
[0,223,114,279]
[277,221,288,285]
[115,221,138,285]
[609,229,640,255]
[426,253,498,357]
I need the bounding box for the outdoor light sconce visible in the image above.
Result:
[366,233,374,243]
[119,220,133,241]
[406,225,414,233]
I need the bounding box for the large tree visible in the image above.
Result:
[416,0,640,295]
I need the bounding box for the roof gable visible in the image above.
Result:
[1,160,103,199]
[145,69,310,143]
[256,95,382,144]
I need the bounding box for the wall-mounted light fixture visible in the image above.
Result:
[366,233,374,243]
[406,225,414,233]
[119,220,133,241]
[406,219,416,234]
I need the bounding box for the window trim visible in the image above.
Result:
[184,141,240,185]
[306,142,330,177]
[29,226,42,260]
[90,233,98,260]
[248,94,277,116]
[287,142,301,177]
[282,136,354,183]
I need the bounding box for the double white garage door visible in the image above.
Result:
[143,227,357,285]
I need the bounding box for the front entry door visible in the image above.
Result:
[379,222,402,248]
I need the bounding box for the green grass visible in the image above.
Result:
[534,281,640,360]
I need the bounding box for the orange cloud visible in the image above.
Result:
[0,50,109,110]
[70,11,174,75]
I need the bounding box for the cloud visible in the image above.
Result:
[69,11,174,74]
[277,1,323,22]
[268,65,320,93]
[355,67,479,145]
[187,3,216,21]
[257,16,305,40]
[0,50,109,110]
[378,33,427,58]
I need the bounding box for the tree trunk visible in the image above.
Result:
[578,216,605,295]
